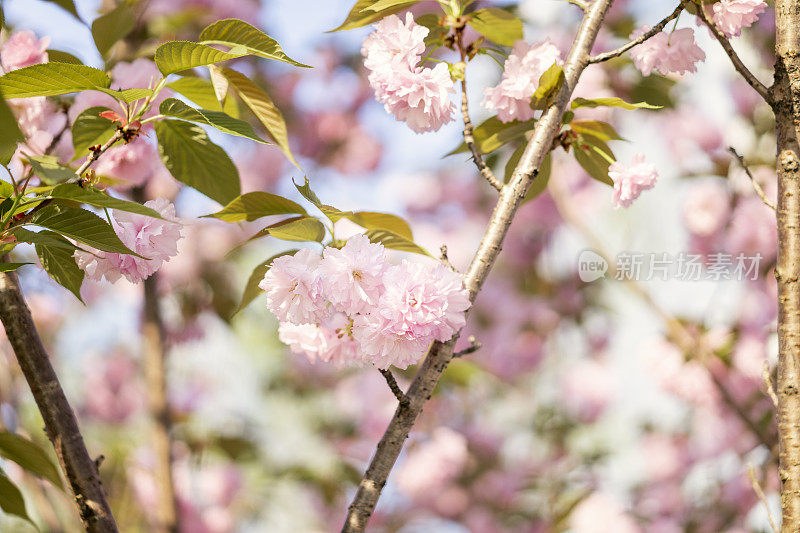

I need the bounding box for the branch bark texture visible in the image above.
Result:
[340,1,613,530]
[0,267,118,532]
[773,2,800,530]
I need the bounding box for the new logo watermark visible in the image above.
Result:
[577,250,763,282]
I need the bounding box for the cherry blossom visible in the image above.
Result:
[259,248,328,324]
[630,27,705,77]
[0,30,48,72]
[712,0,767,37]
[609,153,659,208]
[317,234,388,315]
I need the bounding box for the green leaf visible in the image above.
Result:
[573,135,615,186]
[347,212,413,239]
[154,41,246,76]
[11,228,80,252]
[167,77,239,118]
[330,0,417,31]
[0,94,24,166]
[0,180,13,198]
[199,19,310,68]
[158,98,266,143]
[207,192,306,222]
[365,228,430,256]
[570,120,624,142]
[415,14,447,46]
[0,263,29,272]
[0,63,110,98]
[35,231,84,302]
[448,116,535,155]
[235,251,296,315]
[93,87,153,103]
[91,2,135,57]
[221,67,297,167]
[571,97,660,111]
[49,184,163,218]
[531,63,564,110]
[467,8,523,46]
[71,107,115,160]
[0,469,32,524]
[154,119,240,204]
[0,431,62,487]
[45,49,83,65]
[29,204,138,255]
[42,0,79,18]
[207,64,229,109]
[293,176,322,205]
[363,0,420,11]
[25,155,78,185]
[267,217,326,242]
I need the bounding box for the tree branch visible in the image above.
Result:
[730,146,776,211]
[340,2,615,530]
[454,26,503,192]
[690,0,772,104]
[0,264,119,532]
[589,4,684,64]
[379,369,409,408]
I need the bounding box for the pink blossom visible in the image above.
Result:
[278,313,359,366]
[630,27,705,76]
[712,0,767,37]
[83,352,143,424]
[683,180,731,237]
[369,63,456,133]
[1,31,49,72]
[396,428,468,498]
[361,13,427,72]
[259,248,328,324]
[93,137,161,188]
[376,259,470,342]
[724,196,777,262]
[610,153,659,208]
[352,312,431,369]
[75,198,183,284]
[559,358,615,422]
[570,492,642,533]
[482,39,563,123]
[317,234,388,315]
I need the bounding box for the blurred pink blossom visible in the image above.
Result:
[93,137,161,188]
[630,27,705,76]
[570,492,642,533]
[610,153,659,208]
[0,30,48,72]
[395,428,468,497]
[712,0,767,37]
[683,180,731,237]
[560,358,615,422]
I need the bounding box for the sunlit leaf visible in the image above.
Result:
[91,2,135,57]
[0,263,29,272]
[0,431,63,487]
[30,204,138,255]
[25,155,78,185]
[49,183,163,218]
[330,0,417,31]
[448,116,535,155]
[168,77,239,117]
[93,87,153,103]
[0,63,110,98]
[71,106,115,160]
[159,98,266,143]
[34,231,84,302]
[267,217,326,242]
[207,192,306,222]
[154,119,240,204]
[531,63,564,110]
[348,211,413,239]
[0,469,32,524]
[467,8,523,46]
[154,41,246,76]
[46,49,83,65]
[571,96,660,111]
[573,134,615,186]
[199,19,310,68]
[0,93,24,165]
[570,120,624,142]
[222,67,297,166]
[365,228,430,256]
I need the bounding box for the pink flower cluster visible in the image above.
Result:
[361,14,455,133]
[261,234,470,369]
[712,0,767,37]
[75,198,183,284]
[482,39,562,123]
[0,30,49,72]
[609,153,659,208]
[630,27,705,77]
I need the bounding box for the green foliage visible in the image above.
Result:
[415,14,448,46]
[0,94,24,166]
[365,228,431,256]
[347,212,413,239]
[34,231,84,302]
[30,204,138,255]
[449,116,535,155]
[330,0,417,31]
[531,63,565,110]
[199,19,310,68]
[467,8,523,46]
[0,469,32,525]
[0,431,63,487]
[154,119,241,204]
[46,49,83,65]
[159,98,266,143]
[49,184,163,218]
[0,63,110,98]
[25,155,78,185]
[91,2,135,57]
[0,263,30,272]
[571,96,660,111]
[236,251,297,314]
[221,68,298,167]
[154,41,246,76]
[572,134,615,186]
[168,77,239,117]
[363,0,421,11]
[93,87,153,103]
[570,120,624,142]
[71,106,115,160]
[266,217,326,242]
[207,192,307,222]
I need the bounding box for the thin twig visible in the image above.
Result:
[690,1,772,104]
[454,26,503,192]
[748,464,780,533]
[453,335,482,358]
[589,4,684,64]
[379,369,409,408]
[763,361,779,410]
[730,146,776,211]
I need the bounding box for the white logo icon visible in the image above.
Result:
[578,249,607,282]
